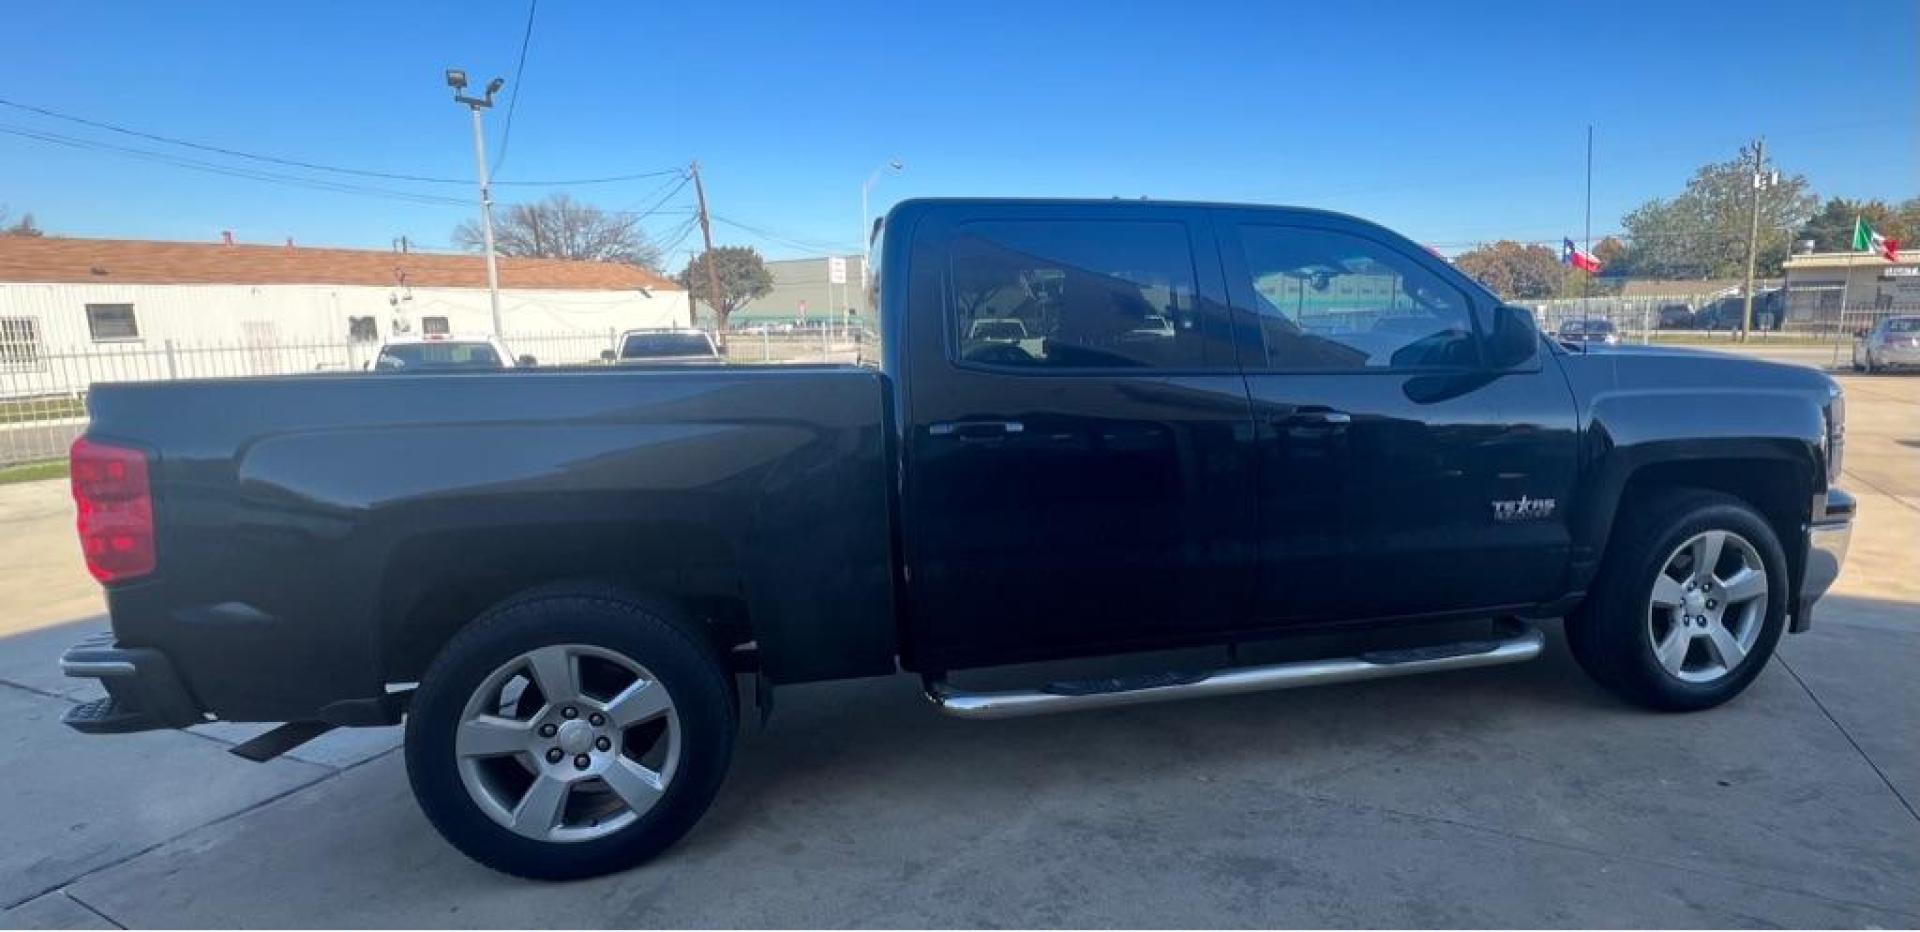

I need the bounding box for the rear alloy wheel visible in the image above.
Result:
[407,585,735,879]
[454,644,681,844]
[1567,489,1787,711]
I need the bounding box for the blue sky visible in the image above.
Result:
[1,0,1913,267]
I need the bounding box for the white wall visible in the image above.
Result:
[0,281,689,396]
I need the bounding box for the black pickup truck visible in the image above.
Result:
[60,199,1853,879]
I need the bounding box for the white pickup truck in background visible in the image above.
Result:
[373,334,533,372]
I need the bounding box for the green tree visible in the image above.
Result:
[1592,235,1627,271]
[1898,198,1920,240]
[1797,197,1914,252]
[1613,144,1818,279]
[1452,240,1565,300]
[679,246,774,343]
[454,193,662,271]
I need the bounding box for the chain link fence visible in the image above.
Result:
[0,328,871,468]
[1526,291,1905,347]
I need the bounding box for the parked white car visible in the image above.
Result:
[611,328,723,366]
[372,335,530,372]
[1852,316,1920,373]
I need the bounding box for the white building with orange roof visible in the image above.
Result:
[0,233,689,395]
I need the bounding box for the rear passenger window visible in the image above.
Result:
[948,220,1210,370]
[1234,226,1479,370]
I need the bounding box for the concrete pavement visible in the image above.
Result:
[2,372,1915,928]
[3,613,1915,928]
[0,480,102,634]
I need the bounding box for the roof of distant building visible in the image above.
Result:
[0,235,679,291]
[1618,278,1754,298]
[1782,249,1917,270]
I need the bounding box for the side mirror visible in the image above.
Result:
[599,349,616,362]
[1486,305,1540,369]
[517,354,537,368]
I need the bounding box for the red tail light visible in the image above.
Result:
[70,438,155,583]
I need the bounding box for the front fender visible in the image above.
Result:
[1560,353,1831,594]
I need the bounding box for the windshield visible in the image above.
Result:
[374,342,502,371]
[621,332,714,358]
[1565,319,1614,333]
[1886,318,1920,333]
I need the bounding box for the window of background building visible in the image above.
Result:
[348,316,379,343]
[0,317,42,369]
[85,303,139,342]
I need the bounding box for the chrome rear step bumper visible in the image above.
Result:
[925,622,1545,720]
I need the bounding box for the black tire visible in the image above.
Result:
[405,583,736,880]
[1566,489,1789,712]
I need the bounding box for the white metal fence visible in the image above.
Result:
[0,328,872,467]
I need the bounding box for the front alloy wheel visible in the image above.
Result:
[1566,489,1787,711]
[1646,530,1768,684]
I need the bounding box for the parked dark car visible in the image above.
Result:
[1656,303,1696,329]
[1696,290,1785,331]
[1556,317,1620,344]
[60,198,1853,880]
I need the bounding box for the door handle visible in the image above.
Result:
[929,419,1025,440]
[1272,409,1351,427]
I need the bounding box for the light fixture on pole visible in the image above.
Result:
[447,68,507,338]
[861,158,903,279]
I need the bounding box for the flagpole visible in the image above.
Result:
[1583,126,1592,319]
[1838,217,1856,334]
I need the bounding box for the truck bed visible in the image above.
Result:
[84,365,898,724]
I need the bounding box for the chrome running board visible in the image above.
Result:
[925,623,1545,720]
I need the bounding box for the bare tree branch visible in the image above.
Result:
[0,205,43,237]
[454,193,661,270]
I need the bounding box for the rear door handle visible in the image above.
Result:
[929,419,1025,440]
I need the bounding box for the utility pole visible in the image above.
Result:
[689,161,724,340]
[862,159,903,279]
[1740,136,1768,343]
[446,69,506,337]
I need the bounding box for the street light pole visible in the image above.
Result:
[447,69,506,338]
[1740,136,1769,344]
[861,159,902,278]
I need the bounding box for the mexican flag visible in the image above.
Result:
[1852,217,1900,262]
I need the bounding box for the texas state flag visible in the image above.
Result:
[1563,238,1601,274]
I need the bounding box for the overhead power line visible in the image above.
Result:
[711,214,858,254]
[492,0,540,175]
[0,96,678,187]
[618,174,692,222]
[0,123,470,207]
[651,216,701,259]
